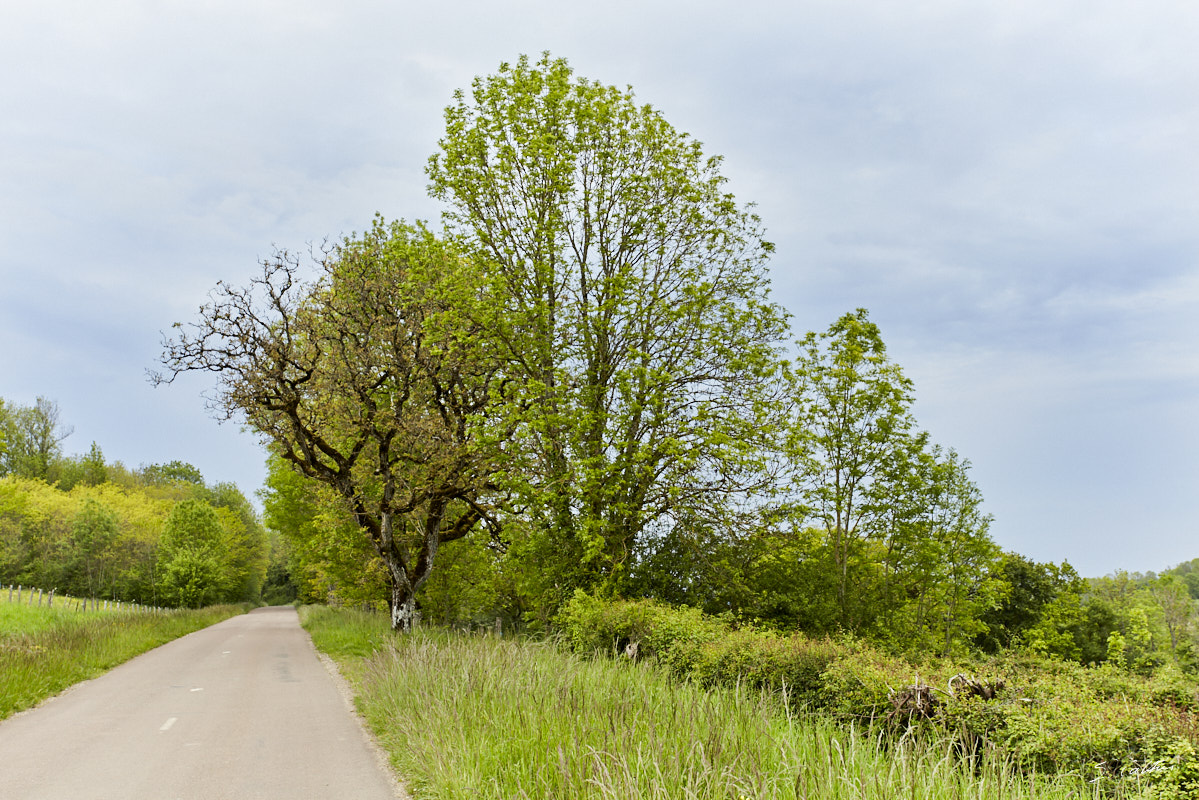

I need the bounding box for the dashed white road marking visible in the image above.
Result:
[160,717,177,732]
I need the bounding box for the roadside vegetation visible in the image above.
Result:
[215,55,1198,796]
[0,593,244,720]
[304,606,1106,800]
[560,595,1199,798]
[0,395,287,608]
[4,51,1197,797]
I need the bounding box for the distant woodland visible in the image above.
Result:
[0,396,274,607]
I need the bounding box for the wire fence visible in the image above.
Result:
[2,583,163,613]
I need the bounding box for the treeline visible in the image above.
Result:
[0,396,272,607]
[258,308,1001,652]
[260,334,1199,678]
[158,52,1198,677]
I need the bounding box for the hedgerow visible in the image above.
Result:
[558,592,1199,797]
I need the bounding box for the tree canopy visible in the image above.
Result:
[157,220,510,630]
[428,53,790,607]
[0,427,268,608]
[159,53,1199,670]
[0,397,74,481]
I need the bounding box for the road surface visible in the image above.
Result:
[0,606,404,799]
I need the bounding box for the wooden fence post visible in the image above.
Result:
[48,589,54,608]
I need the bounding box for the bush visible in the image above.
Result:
[556,591,726,665]
[557,594,1199,795]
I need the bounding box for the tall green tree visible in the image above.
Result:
[1151,574,1195,655]
[200,482,269,602]
[786,309,923,629]
[975,553,1084,653]
[780,310,998,649]
[881,446,1000,652]
[157,499,230,608]
[428,53,789,605]
[0,397,73,480]
[52,441,109,491]
[157,220,510,630]
[69,498,119,599]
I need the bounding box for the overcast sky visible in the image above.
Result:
[2,0,1196,577]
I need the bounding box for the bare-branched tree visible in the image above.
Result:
[155,219,510,630]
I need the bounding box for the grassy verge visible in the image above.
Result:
[0,596,245,720]
[558,595,1199,797]
[301,606,1103,800]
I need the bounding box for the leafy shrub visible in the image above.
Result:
[557,594,1199,795]
[1147,665,1199,712]
[694,628,844,708]
[556,591,726,665]
[1126,728,1199,798]
[818,647,927,724]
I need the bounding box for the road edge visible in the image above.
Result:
[313,647,412,800]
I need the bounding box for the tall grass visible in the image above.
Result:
[302,608,1110,800]
[0,595,244,720]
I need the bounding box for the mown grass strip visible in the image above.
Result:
[0,600,246,720]
[302,607,1108,800]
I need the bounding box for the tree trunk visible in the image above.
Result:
[390,581,416,633]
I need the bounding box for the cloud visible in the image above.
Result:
[1,0,1197,574]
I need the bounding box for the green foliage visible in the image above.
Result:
[1166,558,1199,601]
[0,395,267,608]
[1060,571,1197,674]
[415,525,512,627]
[304,607,1099,800]
[157,499,230,608]
[0,397,73,481]
[557,590,727,665]
[557,595,1199,794]
[261,454,387,608]
[139,460,204,487]
[430,52,790,603]
[693,310,1002,651]
[259,529,298,606]
[560,594,860,713]
[68,498,119,598]
[165,55,1022,649]
[0,476,167,600]
[52,441,108,491]
[978,553,1084,654]
[160,220,510,631]
[198,481,269,603]
[788,311,922,615]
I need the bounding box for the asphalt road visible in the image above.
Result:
[0,606,404,799]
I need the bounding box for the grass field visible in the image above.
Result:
[302,607,1113,800]
[0,591,244,720]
